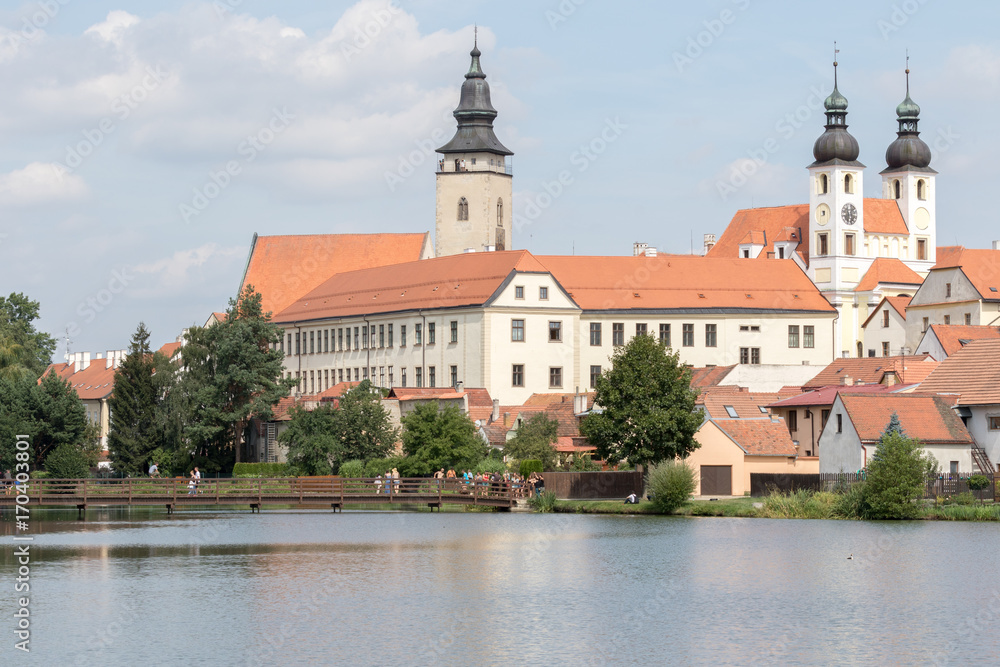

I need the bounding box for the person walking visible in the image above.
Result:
[148,462,159,478]
[188,471,198,495]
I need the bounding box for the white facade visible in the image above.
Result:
[904,268,994,351]
[861,299,908,357]
[435,153,512,256]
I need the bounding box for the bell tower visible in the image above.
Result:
[435,37,514,257]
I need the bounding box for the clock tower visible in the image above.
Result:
[807,55,867,356]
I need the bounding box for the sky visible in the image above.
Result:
[2,0,999,358]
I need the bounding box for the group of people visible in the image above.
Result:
[2,469,14,495]
[431,469,544,498]
[187,467,201,495]
[373,468,400,494]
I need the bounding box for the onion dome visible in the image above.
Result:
[885,67,931,169]
[436,38,513,156]
[811,59,861,164]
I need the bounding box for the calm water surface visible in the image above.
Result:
[1,507,998,666]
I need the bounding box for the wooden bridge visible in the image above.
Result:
[0,477,520,513]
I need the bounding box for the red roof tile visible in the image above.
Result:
[522,392,595,410]
[862,199,909,235]
[855,258,923,292]
[917,339,1000,405]
[44,361,117,400]
[926,325,1000,358]
[767,383,915,408]
[839,394,973,444]
[688,365,736,388]
[241,232,431,317]
[930,246,1000,300]
[713,418,798,456]
[698,386,798,420]
[157,341,182,359]
[804,355,938,389]
[315,381,362,400]
[740,230,766,245]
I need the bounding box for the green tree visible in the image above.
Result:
[0,293,56,379]
[326,380,398,464]
[108,323,159,476]
[580,334,702,468]
[30,371,88,469]
[503,412,558,469]
[648,460,697,513]
[401,401,489,475]
[280,404,339,475]
[44,444,90,478]
[0,377,35,472]
[860,413,930,520]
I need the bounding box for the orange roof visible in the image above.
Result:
[554,436,596,453]
[522,392,595,410]
[45,361,117,400]
[698,385,798,420]
[740,230,766,246]
[927,325,1000,358]
[315,381,362,400]
[538,255,835,313]
[930,246,1000,300]
[713,418,798,457]
[861,295,912,328]
[688,365,736,388]
[386,387,466,400]
[767,383,914,409]
[274,250,547,323]
[855,258,923,292]
[464,388,495,423]
[917,339,1000,405]
[862,199,909,235]
[157,341,182,359]
[839,394,972,444]
[241,232,431,317]
[804,355,938,389]
[707,204,809,263]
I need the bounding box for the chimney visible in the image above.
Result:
[703,233,716,255]
[573,388,586,414]
[841,375,854,386]
[81,352,91,371]
[993,240,1000,251]
[455,380,464,393]
[633,242,648,257]
[492,399,500,422]
[644,246,657,257]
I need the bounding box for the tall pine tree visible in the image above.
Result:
[108,322,159,476]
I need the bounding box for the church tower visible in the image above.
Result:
[435,39,514,257]
[880,63,937,271]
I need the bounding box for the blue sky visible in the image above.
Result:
[1,0,998,356]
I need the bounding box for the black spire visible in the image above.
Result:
[810,47,862,166]
[883,58,933,171]
[436,38,513,156]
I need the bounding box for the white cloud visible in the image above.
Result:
[0,162,88,206]
[697,158,799,206]
[85,11,141,47]
[132,243,244,293]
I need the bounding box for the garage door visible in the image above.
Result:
[701,466,732,496]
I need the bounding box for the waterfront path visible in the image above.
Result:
[0,477,517,513]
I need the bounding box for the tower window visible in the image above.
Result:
[917,239,927,260]
[497,198,503,227]
[893,179,901,199]
[844,233,856,256]
[818,174,829,194]
[844,173,854,194]
[457,197,469,221]
[917,179,927,201]
[817,233,829,257]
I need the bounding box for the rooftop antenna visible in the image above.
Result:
[905,49,910,92]
[65,326,72,360]
[474,24,478,48]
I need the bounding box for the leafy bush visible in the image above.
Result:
[232,462,290,478]
[519,459,544,478]
[44,444,90,479]
[952,491,977,506]
[474,458,507,475]
[569,454,601,471]
[647,460,696,513]
[759,489,836,520]
[338,459,365,478]
[527,490,557,513]
[833,482,869,519]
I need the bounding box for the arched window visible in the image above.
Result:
[844,173,854,194]
[819,174,829,194]
[917,179,926,200]
[496,198,503,227]
[893,179,901,199]
[457,197,469,221]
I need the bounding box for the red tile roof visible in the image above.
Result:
[767,383,915,409]
[538,255,835,313]
[862,199,909,235]
[713,418,798,456]
[274,250,547,322]
[917,339,1000,405]
[45,361,117,400]
[386,387,465,400]
[522,392,595,410]
[740,230,766,245]
[157,341,182,359]
[839,394,973,444]
[315,381,362,400]
[688,365,736,388]
[861,295,912,328]
[855,258,923,292]
[804,355,938,389]
[930,246,1000,300]
[241,232,431,317]
[925,325,1000,358]
[698,385,798,420]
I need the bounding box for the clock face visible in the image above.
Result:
[841,203,858,225]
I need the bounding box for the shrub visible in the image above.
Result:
[527,490,557,513]
[953,491,977,506]
[833,482,869,519]
[968,475,991,503]
[647,460,696,514]
[857,422,928,520]
[232,462,290,478]
[474,458,508,476]
[519,459,544,478]
[44,445,90,479]
[569,454,601,471]
[338,460,365,478]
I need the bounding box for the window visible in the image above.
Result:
[844,173,854,194]
[945,283,952,298]
[883,310,890,328]
[362,367,368,380]
[788,325,800,348]
[287,334,292,353]
[590,365,601,388]
[549,321,562,342]
[309,331,314,354]
[705,324,717,347]
[988,416,1000,431]
[817,233,829,257]
[324,330,329,353]
[379,325,385,348]
[338,369,344,383]
[310,371,315,393]
[724,405,738,418]
[457,197,469,221]
[917,179,926,200]
[428,322,435,344]
[415,323,422,345]
[922,317,929,333]
[450,321,458,343]
[636,323,647,337]
[944,315,951,325]
[659,323,671,347]
[821,409,830,429]
[512,364,524,387]
[338,329,343,351]
[400,325,407,347]
[893,179,901,199]
[549,367,563,388]
[450,365,458,389]
[845,233,856,256]
[497,198,503,227]
[379,367,385,387]
[354,327,360,349]
[401,368,407,387]
[740,347,761,364]
[416,367,423,388]
[590,322,602,346]
[515,285,524,299]
[387,324,393,347]
[295,332,300,355]
[428,366,436,388]
[539,286,548,300]
[682,324,694,347]
[882,342,890,356]
[778,246,785,259]
[818,173,828,194]
[836,413,843,433]
[362,327,368,349]
[917,238,927,260]
[612,323,624,346]
[965,313,972,325]
[787,410,798,433]
[511,319,525,342]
